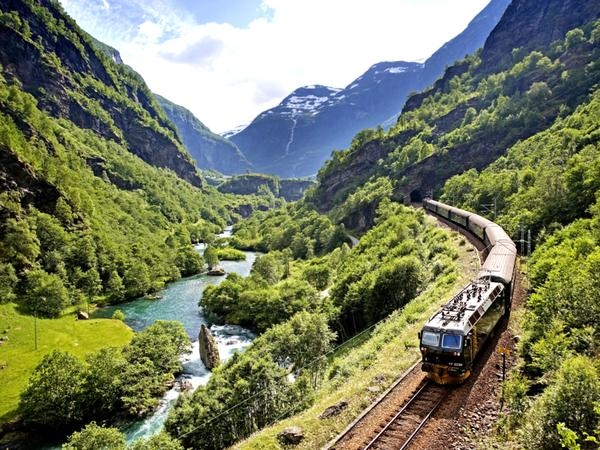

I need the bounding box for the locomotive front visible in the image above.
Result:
[419,278,506,384]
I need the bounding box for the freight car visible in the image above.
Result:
[418,198,517,384]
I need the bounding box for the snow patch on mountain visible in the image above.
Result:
[221,124,248,139]
[278,85,342,117]
[385,66,408,74]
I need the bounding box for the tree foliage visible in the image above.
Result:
[18,322,190,436]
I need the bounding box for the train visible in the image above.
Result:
[418,198,517,384]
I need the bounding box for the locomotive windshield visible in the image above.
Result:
[421,331,440,346]
[441,334,462,350]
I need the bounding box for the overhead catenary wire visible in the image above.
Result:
[175,315,387,442]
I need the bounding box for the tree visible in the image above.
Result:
[62,422,126,450]
[251,254,282,284]
[21,268,70,318]
[106,270,125,301]
[175,245,204,276]
[203,245,219,270]
[0,218,40,270]
[124,320,190,374]
[19,350,86,430]
[123,263,151,297]
[130,432,183,450]
[257,311,336,387]
[83,348,127,418]
[0,262,17,302]
[118,358,165,416]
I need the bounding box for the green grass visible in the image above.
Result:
[233,229,478,449]
[0,303,133,424]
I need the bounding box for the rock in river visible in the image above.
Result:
[199,324,220,370]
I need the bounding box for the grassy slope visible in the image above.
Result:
[233,221,479,449]
[0,304,133,423]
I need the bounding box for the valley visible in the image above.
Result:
[1,0,600,449]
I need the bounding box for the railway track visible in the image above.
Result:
[327,365,450,450]
[362,379,448,449]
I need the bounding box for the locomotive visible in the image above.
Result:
[418,199,517,384]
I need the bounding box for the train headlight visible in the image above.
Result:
[453,351,461,357]
[420,347,428,353]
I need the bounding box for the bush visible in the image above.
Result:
[521,356,600,449]
[63,422,126,450]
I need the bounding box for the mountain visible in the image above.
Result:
[229,0,511,178]
[310,0,600,230]
[156,95,253,175]
[0,0,203,188]
[0,0,251,314]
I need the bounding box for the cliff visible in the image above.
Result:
[156,95,252,175]
[0,0,202,187]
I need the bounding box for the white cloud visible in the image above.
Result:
[137,21,164,44]
[63,0,490,133]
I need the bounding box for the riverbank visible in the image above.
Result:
[0,304,133,424]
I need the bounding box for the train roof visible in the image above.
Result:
[422,278,504,335]
[467,213,495,230]
[478,242,517,285]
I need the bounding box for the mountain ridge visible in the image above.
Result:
[311,0,600,231]
[229,0,511,178]
[155,95,253,175]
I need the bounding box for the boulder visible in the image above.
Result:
[319,400,348,419]
[179,379,193,392]
[77,310,89,320]
[207,266,226,276]
[198,324,220,370]
[277,426,304,445]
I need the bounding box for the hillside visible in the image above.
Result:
[228,0,510,178]
[155,95,253,175]
[0,0,253,315]
[2,0,600,448]
[312,0,600,231]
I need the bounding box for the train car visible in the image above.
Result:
[479,243,517,293]
[466,213,493,242]
[419,277,507,384]
[448,206,470,227]
[419,198,516,384]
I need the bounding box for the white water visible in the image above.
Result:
[123,325,254,444]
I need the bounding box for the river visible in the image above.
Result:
[89,241,257,444]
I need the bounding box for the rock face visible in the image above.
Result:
[155,95,253,175]
[228,0,510,178]
[477,0,600,75]
[0,0,202,188]
[198,324,220,370]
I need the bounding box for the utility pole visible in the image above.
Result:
[34,307,38,351]
[520,226,525,255]
[481,196,497,219]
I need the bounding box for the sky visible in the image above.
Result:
[59,0,490,133]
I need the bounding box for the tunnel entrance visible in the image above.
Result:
[410,189,423,203]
